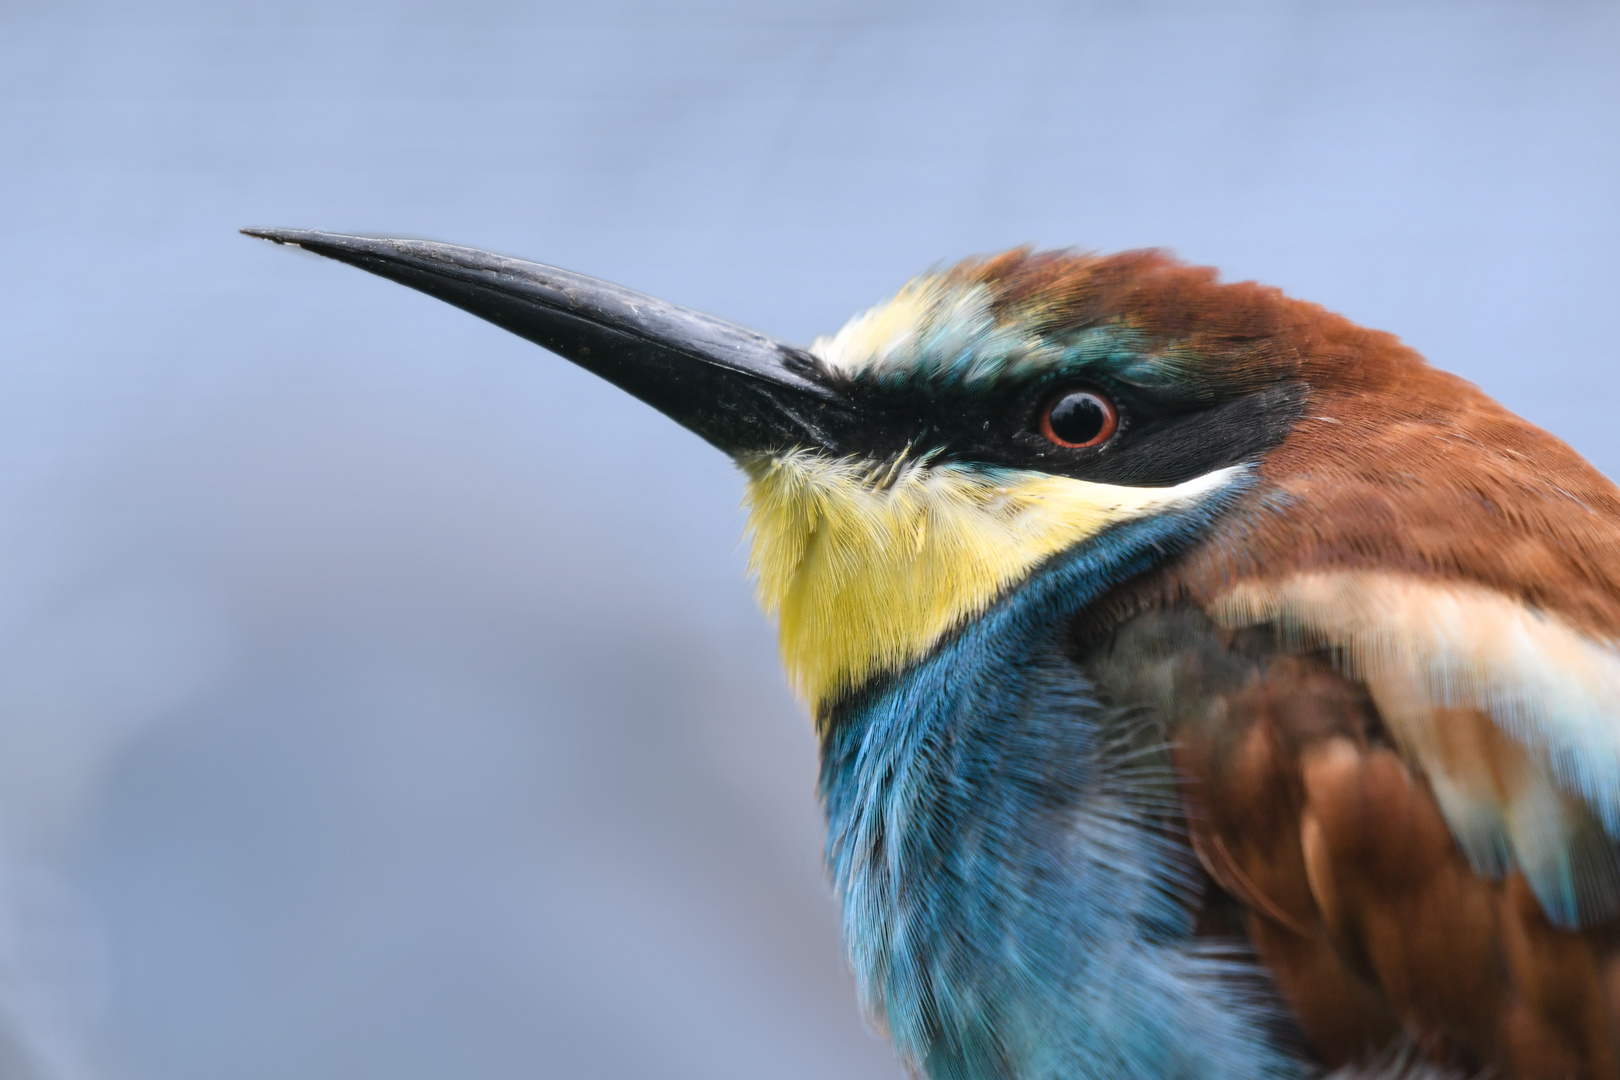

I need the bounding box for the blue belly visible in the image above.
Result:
[817,498,1303,1080]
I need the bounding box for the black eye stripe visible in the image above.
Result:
[837,378,1305,488]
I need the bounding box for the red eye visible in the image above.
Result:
[1040,388,1118,449]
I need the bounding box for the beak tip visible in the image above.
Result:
[240,226,327,248]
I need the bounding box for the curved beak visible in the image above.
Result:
[242,228,854,455]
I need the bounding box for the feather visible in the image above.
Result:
[1213,571,1620,926]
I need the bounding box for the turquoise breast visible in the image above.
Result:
[815,494,1302,1080]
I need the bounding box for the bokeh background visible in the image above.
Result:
[1,1,1617,1077]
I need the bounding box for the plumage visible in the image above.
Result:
[249,228,1620,1080]
[741,447,1239,705]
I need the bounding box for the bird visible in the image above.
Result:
[245,227,1620,1080]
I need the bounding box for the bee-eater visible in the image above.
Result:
[246,228,1620,1080]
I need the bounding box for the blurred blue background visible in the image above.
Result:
[0,1,1616,1077]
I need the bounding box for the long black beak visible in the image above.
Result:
[242,228,854,455]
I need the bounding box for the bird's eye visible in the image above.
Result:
[1040,388,1118,449]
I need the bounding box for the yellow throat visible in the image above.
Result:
[741,450,1239,713]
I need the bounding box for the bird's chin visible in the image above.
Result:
[739,450,1250,709]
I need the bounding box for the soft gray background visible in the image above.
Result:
[0,1,1616,1078]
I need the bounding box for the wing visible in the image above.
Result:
[1087,607,1620,1080]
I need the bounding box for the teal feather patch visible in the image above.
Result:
[818,485,1306,1080]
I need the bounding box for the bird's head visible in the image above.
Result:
[737,247,1319,712]
[246,230,1582,724]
